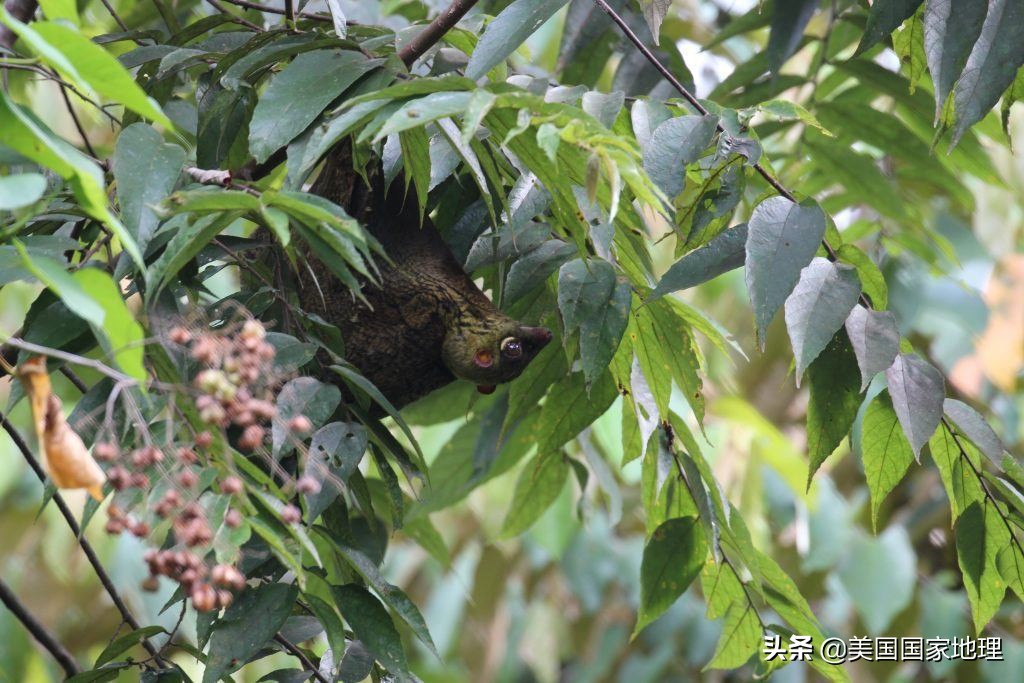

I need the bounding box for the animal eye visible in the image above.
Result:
[500,337,523,358]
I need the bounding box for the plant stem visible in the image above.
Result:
[0,577,81,676]
[274,634,330,683]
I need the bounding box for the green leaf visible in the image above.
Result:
[197,85,254,169]
[861,391,916,530]
[72,268,147,383]
[805,330,863,487]
[632,299,704,421]
[95,626,166,667]
[112,123,185,254]
[855,0,925,55]
[557,258,630,386]
[332,584,408,675]
[956,501,1007,634]
[146,211,240,294]
[943,398,1005,464]
[744,196,826,349]
[272,377,342,459]
[250,49,376,163]
[634,516,706,636]
[837,527,917,634]
[783,258,861,385]
[0,92,143,269]
[537,369,618,453]
[803,134,907,219]
[375,91,473,141]
[332,545,437,656]
[929,422,985,521]
[503,240,575,303]
[844,306,899,392]
[755,99,832,135]
[835,243,888,309]
[465,0,570,80]
[766,0,817,73]
[885,353,944,459]
[923,0,987,117]
[702,562,760,670]
[951,0,1024,145]
[499,450,570,538]
[642,114,719,198]
[0,172,47,210]
[0,14,172,129]
[653,224,747,299]
[203,583,299,683]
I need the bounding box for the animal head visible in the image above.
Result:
[442,319,552,393]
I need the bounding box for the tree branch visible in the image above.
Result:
[274,634,330,683]
[397,0,479,68]
[0,577,81,676]
[0,414,166,667]
[0,0,37,52]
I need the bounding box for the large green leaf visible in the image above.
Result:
[203,583,299,683]
[928,422,985,521]
[951,0,1024,144]
[304,422,367,521]
[250,49,377,163]
[499,449,569,537]
[861,391,915,530]
[922,0,987,118]
[557,258,631,386]
[744,196,826,349]
[783,258,861,385]
[805,330,863,486]
[332,584,409,675]
[465,0,570,80]
[634,516,706,635]
[855,0,925,55]
[632,299,704,421]
[112,123,185,254]
[534,369,618,453]
[642,114,718,198]
[0,13,172,129]
[653,224,747,298]
[956,501,1007,634]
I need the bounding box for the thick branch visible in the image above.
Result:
[397,0,478,68]
[0,0,38,51]
[0,577,80,676]
[0,414,166,666]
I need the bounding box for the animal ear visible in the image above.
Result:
[474,349,493,368]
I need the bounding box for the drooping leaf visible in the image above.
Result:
[956,501,1007,634]
[844,306,899,391]
[637,0,671,44]
[632,300,704,421]
[744,196,826,348]
[783,258,862,385]
[465,0,570,80]
[557,258,631,385]
[951,0,1024,144]
[805,330,864,487]
[923,0,987,118]
[929,422,985,521]
[503,240,575,302]
[535,369,618,453]
[856,0,925,55]
[766,0,817,73]
[652,224,747,299]
[112,123,185,254]
[642,114,719,197]
[499,450,570,537]
[250,49,377,163]
[635,516,707,635]
[943,398,1005,464]
[861,391,916,530]
[332,585,408,675]
[885,353,944,460]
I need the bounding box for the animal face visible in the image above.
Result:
[442,321,553,393]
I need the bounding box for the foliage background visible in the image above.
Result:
[1,0,1024,681]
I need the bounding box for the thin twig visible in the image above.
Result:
[0,63,121,125]
[97,0,130,33]
[274,634,330,683]
[0,577,81,676]
[397,0,479,67]
[204,0,264,31]
[0,337,135,384]
[214,0,331,22]
[0,414,166,667]
[57,81,98,159]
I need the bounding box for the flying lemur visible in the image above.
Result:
[293,142,552,408]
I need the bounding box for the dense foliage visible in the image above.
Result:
[1,0,1023,681]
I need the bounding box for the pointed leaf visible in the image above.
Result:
[861,391,916,530]
[465,0,570,80]
[923,0,987,118]
[635,516,706,635]
[805,330,864,486]
[652,223,747,299]
[112,124,185,254]
[499,450,569,538]
[783,258,861,385]
[956,501,1007,634]
[943,398,1005,464]
[856,0,925,55]
[637,0,671,43]
[845,306,900,392]
[744,197,826,348]
[642,114,719,197]
[885,353,944,459]
[332,585,408,675]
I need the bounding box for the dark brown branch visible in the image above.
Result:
[274,634,330,683]
[0,414,166,667]
[589,0,873,304]
[204,0,264,31]
[58,81,99,159]
[0,577,81,676]
[0,0,37,51]
[214,0,331,22]
[397,0,479,67]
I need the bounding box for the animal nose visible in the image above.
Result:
[520,326,553,349]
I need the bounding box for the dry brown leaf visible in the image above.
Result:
[17,356,105,500]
